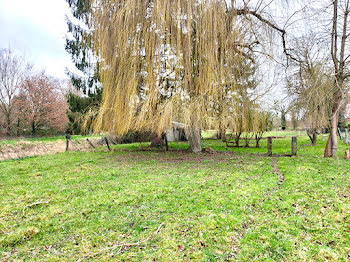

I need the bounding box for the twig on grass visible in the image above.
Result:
[76,223,164,261]
[22,200,50,215]
[154,222,164,234]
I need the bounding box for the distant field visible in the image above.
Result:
[1,136,350,260]
[264,130,308,137]
[0,130,310,145]
[202,130,312,140]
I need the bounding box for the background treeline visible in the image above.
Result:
[0,48,69,137]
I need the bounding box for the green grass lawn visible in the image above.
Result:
[1,136,350,261]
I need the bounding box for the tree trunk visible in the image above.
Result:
[16,119,20,137]
[222,132,226,142]
[330,114,339,156]
[324,119,340,157]
[324,87,342,157]
[325,0,348,157]
[324,134,331,157]
[308,131,317,146]
[218,127,226,142]
[325,130,338,158]
[188,126,201,153]
[187,111,202,153]
[235,135,240,147]
[291,109,297,130]
[150,134,164,148]
[255,136,260,148]
[32,122,36,137]
[312,133,317,146]
[218,128,222,140]
[6,115,11,137]
[164,133,169,151]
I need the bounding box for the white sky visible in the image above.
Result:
[0,0,77,79]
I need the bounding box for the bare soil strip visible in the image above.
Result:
[0,138,101,161]
[271,157,285,187]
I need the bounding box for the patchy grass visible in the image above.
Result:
[0,137,350,261]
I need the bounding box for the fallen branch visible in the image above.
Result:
[154,222,164,234]
[76,223,164,261]
[23,200,50,215]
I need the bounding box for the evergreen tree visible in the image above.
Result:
[67,89,102,134]
[65,0,99,94]
[65,0,101,134]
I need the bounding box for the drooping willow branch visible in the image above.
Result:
[90,0,261,136]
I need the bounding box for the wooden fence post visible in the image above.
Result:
[292,137,297,156]
[267,137,272,156]
[65,134,70,151]
[105,137,111,151]
[86,138,96,148]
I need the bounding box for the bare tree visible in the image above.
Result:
[14,73,68,136]
[290,62,333,146]
[0,48,31,136]
[282,1,350,156]
[265,0,350,156]
[324,0,350,157]
[286,36,333,146]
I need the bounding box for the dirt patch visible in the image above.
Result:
[0,138,101,161]
[271,157,285,187]
[110,147,240,163]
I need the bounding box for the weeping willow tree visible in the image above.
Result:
[89,0,255,152]
[289,61,333,146]
[253,110,268,148]
[227,91,263,147]
[207,48,258,143]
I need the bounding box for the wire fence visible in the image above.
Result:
[338,128,350,144]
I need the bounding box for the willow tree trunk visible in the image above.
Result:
[308,131,317,146]
[188,126,201,153]
[187,111,202,153]
[218,126,226,142]
[150,134,164,148]
[312,133,317,146]
[255,135,262,148]
[221,131,226,142]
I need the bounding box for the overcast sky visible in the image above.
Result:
[0,0,76,79]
